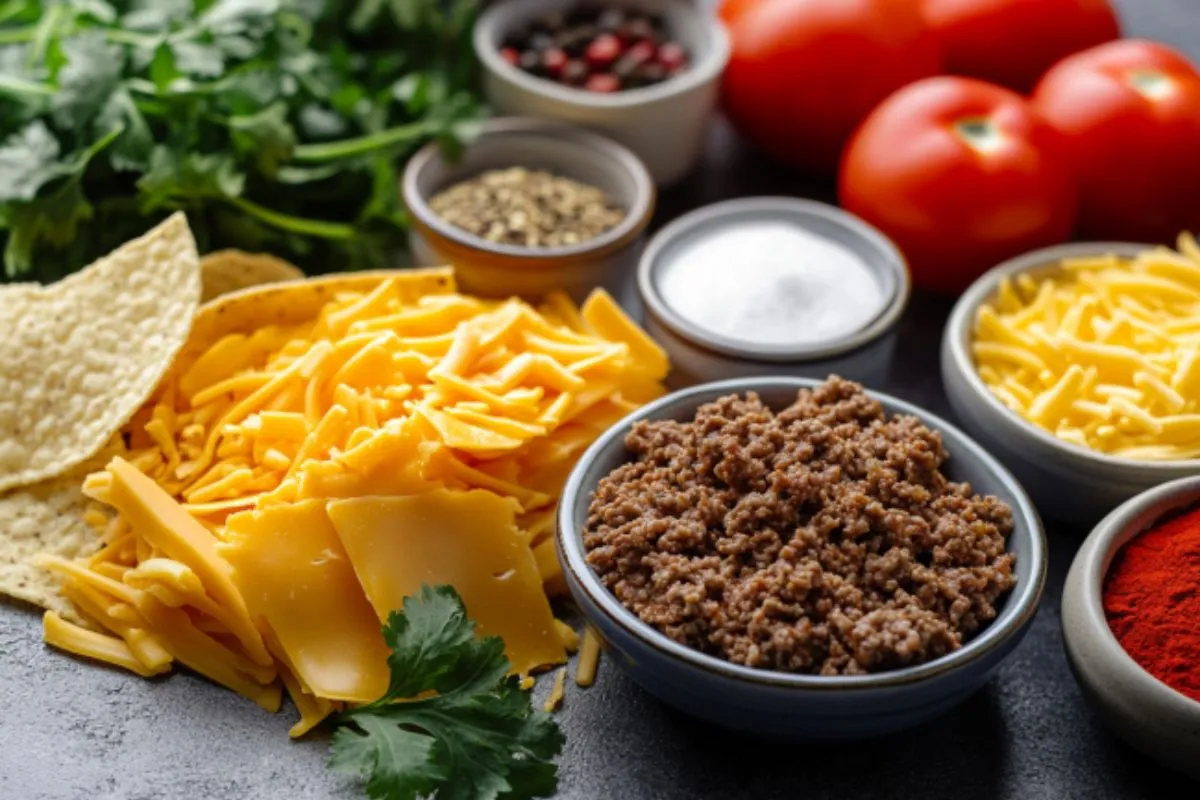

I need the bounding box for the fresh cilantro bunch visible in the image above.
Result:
[331,585,564,800]
[0,0,487,282]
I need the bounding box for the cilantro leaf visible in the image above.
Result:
[0,121,70,202]
[137,147,246,213]
[1,0,487,280]
[330,586,564,800]
[4,178,94,280]
[331,716,446,800]
[97,89,154,171]
[227,102,296,178]
[51,33,124,128]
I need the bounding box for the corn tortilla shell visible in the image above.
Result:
[200,250,305,302]
[0,213,201,492]
[0,439,123,625]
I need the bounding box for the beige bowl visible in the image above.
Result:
[402,117,655,303]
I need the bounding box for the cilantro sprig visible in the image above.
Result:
[331,585,564,800]
[0,0,487,282]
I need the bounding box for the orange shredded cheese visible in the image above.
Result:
[43,268,666,734]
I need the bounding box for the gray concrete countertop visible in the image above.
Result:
[3,1,1198,797]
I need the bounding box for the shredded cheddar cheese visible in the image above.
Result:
[575,628,601,688]
[43,269,667,735]
[543,667,567,712]
[972,234,1200,460]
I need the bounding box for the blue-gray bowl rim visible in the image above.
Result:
[557,376,1048,691]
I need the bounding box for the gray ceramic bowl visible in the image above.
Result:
[557,377,1047,739]
[1062,476,1200,780]
[941,242,1200,526]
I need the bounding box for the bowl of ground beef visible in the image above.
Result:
[557,376,1046,739]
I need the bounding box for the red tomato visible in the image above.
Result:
[718,0,757,24]
[839,77,1077,294]
[721,0,942,175]
[1031,40,1200,243]
[923,0,1120,93]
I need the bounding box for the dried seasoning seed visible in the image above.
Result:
[429,168,626,248]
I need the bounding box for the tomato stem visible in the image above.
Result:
[953,117,1003,155]
[1127,70,1173,102]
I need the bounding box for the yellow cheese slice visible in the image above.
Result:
[581,290,669,380]
[138,597,282,711]
[327,489,566,676]
[220,500,390,702]
[104,458,271,666]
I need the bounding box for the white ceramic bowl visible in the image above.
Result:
[1062,476,1200,780]
[941,242,1200,526]
[558,377,1046,739]
[474,0,730,186]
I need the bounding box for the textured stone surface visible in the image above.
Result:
[3,1,1199,797]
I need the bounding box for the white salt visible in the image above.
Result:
[656,222,886,348]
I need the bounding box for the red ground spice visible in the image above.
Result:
[1102,505,1200,703]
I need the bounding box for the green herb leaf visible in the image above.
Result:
[0,120,69,202]
[96,89,154,171]
[227,101,296,178]
[1,0,486,280]
[3,178,94,279]
[330,716,446,800]
[51,32,124,127]
[147,42,179,91]
[330,585,563,800]
[137,147,246,213]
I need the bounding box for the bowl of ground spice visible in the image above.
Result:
[557,376,1047,739]
[402,117,654,302]
[1063,476,1200,780]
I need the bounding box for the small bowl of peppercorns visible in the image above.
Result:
[474,1,730,186]
[402,117,655,303]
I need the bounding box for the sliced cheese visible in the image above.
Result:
[327,489,566,676]
[220,500,390,702]
[104,458,271,667]
[581,290,669,380]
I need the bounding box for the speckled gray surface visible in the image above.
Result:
[3,1,1199,797]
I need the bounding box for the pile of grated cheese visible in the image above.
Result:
[39,268,667,735]
[973,234,1200,460]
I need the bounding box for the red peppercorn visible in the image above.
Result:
[585,74,621,93]
[542,48,568,78]
[625,40,657,68]
[585,33,622,71]
[499,47,520,66]
[657,42,687,71]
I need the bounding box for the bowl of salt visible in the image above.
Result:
[636,197,911,389]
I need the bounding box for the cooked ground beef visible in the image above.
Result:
[583,377,1017,676]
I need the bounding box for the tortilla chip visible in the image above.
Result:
[168,267,456,381]
[0,440,123,624]
[0,213,201,492]
[200,250,305,302]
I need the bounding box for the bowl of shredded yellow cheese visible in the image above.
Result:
[942,237,1200,525]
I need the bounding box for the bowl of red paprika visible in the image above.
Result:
[1062,475,1200,780]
